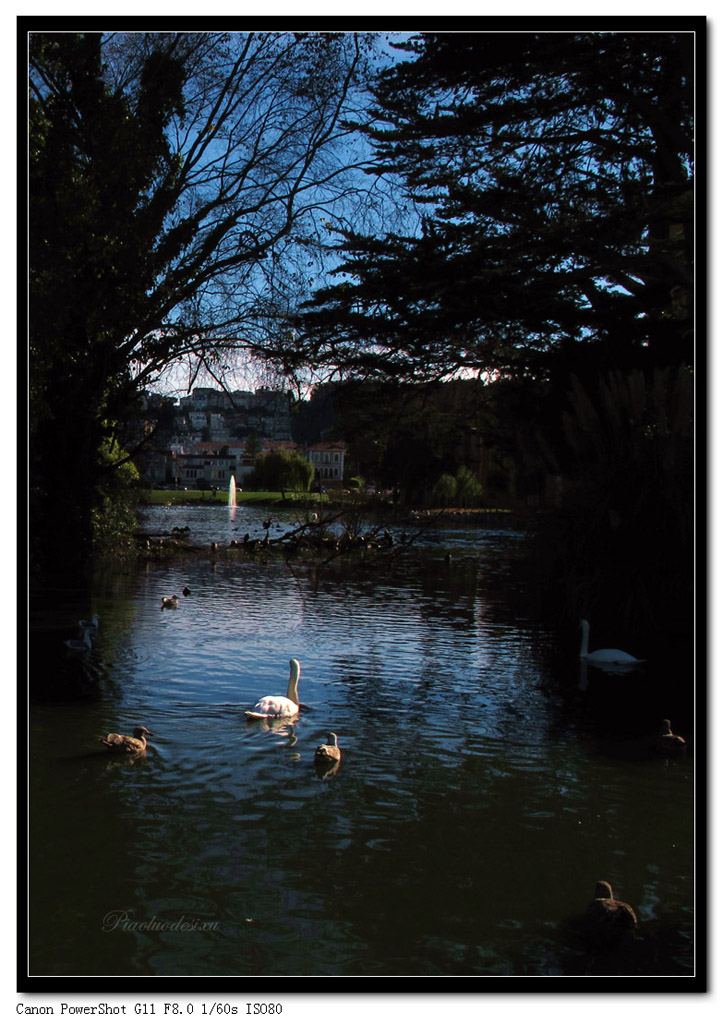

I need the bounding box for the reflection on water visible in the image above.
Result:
[28,514,695,979]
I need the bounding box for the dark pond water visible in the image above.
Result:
[28,507,696,980]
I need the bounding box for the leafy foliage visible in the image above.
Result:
[247,449,314,496]
[90,436,141,561]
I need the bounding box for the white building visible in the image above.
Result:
[306,441,346,483]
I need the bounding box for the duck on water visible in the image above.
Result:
[101,726,153,755]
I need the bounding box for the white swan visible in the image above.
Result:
[579,619,645,669]
[64,628,93,653]
[245,659,301,719]
[78,613,99,633]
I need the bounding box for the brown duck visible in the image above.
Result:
[585,880,637,949]
[101,726,153,755]
[314,732,342,765]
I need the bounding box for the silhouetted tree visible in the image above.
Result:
[279,30,696,384]
[29,30,371,573]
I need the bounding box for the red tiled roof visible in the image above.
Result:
[306,441,346,451]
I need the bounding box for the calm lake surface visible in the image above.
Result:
[28,506,696,980]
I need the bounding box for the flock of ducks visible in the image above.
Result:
[67,615,685,771]
[96,659,340,768]
[65,608,685,949]
[96,658,341,771]
[68,626,341,771]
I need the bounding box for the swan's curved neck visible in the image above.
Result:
[286,662,300,705]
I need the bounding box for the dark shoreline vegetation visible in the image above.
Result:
[132,491,525,561]
[132,496,526,564]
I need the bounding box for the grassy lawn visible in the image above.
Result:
[142,489,329,506]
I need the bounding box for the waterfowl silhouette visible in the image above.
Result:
[315,732,342,765]
[245,659,301,719]
[579,619,645,670]
[64,628,93,654]
[101,726,153,755]
[182,587,191,597]
[584,880,637,949]
[161,595,179,609]
[656,718,686,756]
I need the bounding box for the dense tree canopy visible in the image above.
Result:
[279,31,695,385]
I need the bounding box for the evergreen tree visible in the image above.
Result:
[282,29,697,384]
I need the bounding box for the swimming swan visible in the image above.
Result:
[245,659,301,719]
[101,726,153,754]
[579,619,645,668]
[315,732,342,764]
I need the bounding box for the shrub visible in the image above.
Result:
[432,473,457,506]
